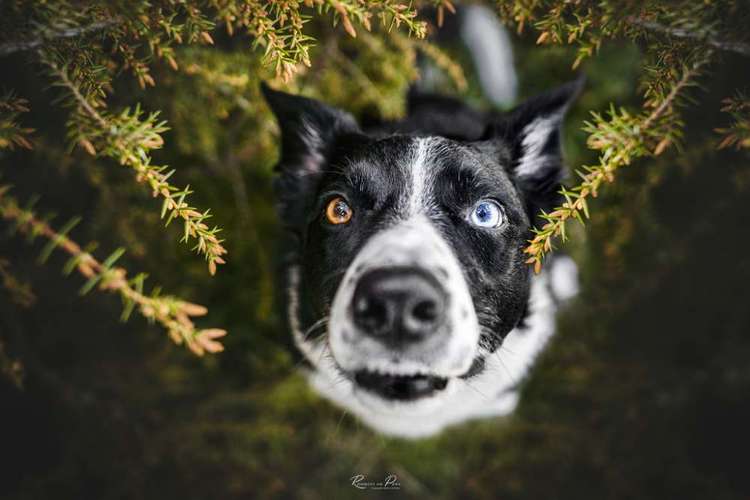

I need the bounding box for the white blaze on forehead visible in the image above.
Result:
[405,138,433,216]
[515,114,561,178]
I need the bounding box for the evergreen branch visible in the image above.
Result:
[324,0,427,39]
[414,38,467,91]
[44,57,228,275]
[0,258,36,307]
[0,186,227,356]
[524,57,709,272]
[0,20,118,57]
[212,0,426,81]
[500,1,748,68]
[0,91,34,150]
[716,92,750,150]
[628,18,750,57]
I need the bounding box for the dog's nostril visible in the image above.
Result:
[354,296,389,334]
[412,299,439,323]
[402,296,444,341]
[351,267,446,344]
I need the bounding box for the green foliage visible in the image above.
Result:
[717,91,750,150]
[0,185,227,356]
[41,52,229,275]
[525,57,708,270]
[0,0,443,352]
[2,2,750,499]
[494,0,750,269]
[0,91,33,150]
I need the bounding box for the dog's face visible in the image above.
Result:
[264,82,580,434]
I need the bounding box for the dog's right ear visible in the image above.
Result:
[262,83,362,228]
[261,83,360,177]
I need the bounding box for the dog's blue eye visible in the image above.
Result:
[469,200,504,228]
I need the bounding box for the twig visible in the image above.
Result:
[629,18,750,57]
[0,20,118,57]
[524,58,708,272]
[44,57,228,275]
[0,187,227,356]
[0,258,35,307]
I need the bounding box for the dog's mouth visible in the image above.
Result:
[353,369,449,401]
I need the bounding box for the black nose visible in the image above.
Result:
[352,267,447,344]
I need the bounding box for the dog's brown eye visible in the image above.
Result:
[325,196,353,225]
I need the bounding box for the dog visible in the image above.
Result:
[262,76,582,438]
[262,10,585,433]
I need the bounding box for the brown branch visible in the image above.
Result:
[44,57,228,275]
[0,187,227,356]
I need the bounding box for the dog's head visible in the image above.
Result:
[263,82,580,432]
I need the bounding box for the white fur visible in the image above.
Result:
[289,257,577,438]
[406,138,430,216]
[516,114,561,178]
[328,214,479,377]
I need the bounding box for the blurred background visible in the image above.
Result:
[1,2,750,499]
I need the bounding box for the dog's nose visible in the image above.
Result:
[352,267,446,344]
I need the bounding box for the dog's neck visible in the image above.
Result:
[286,256,578,438]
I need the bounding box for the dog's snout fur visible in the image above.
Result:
[329,209,481,380]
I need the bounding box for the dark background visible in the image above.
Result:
[2,20,750,500]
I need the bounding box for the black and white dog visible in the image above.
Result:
[263,27,581,438]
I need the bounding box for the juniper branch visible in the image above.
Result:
[0,20,118,57]
[0,91,34,150]
[0,258,36,307]
[0,186,227,356]
[716,92,750,150]
[524,57,709,272]
[44,56,228,275]
[628,18,750,57]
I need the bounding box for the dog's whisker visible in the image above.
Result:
[498,344,517,357]
[495,351,517,386]
[334,408,349,436]
[462,379,490,401]
[302,316,329,340]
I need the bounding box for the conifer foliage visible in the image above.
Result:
[0,0,448,354]
[1,0,749,354]
[495,0,750,270]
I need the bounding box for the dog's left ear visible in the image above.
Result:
[485,77,584,216]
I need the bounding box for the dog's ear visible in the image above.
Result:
[484,77,584,217]
[262,83,361,225]
[262,83,360,176]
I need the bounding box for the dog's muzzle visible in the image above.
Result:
[328,216,480,404]
[349,266,450,400]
